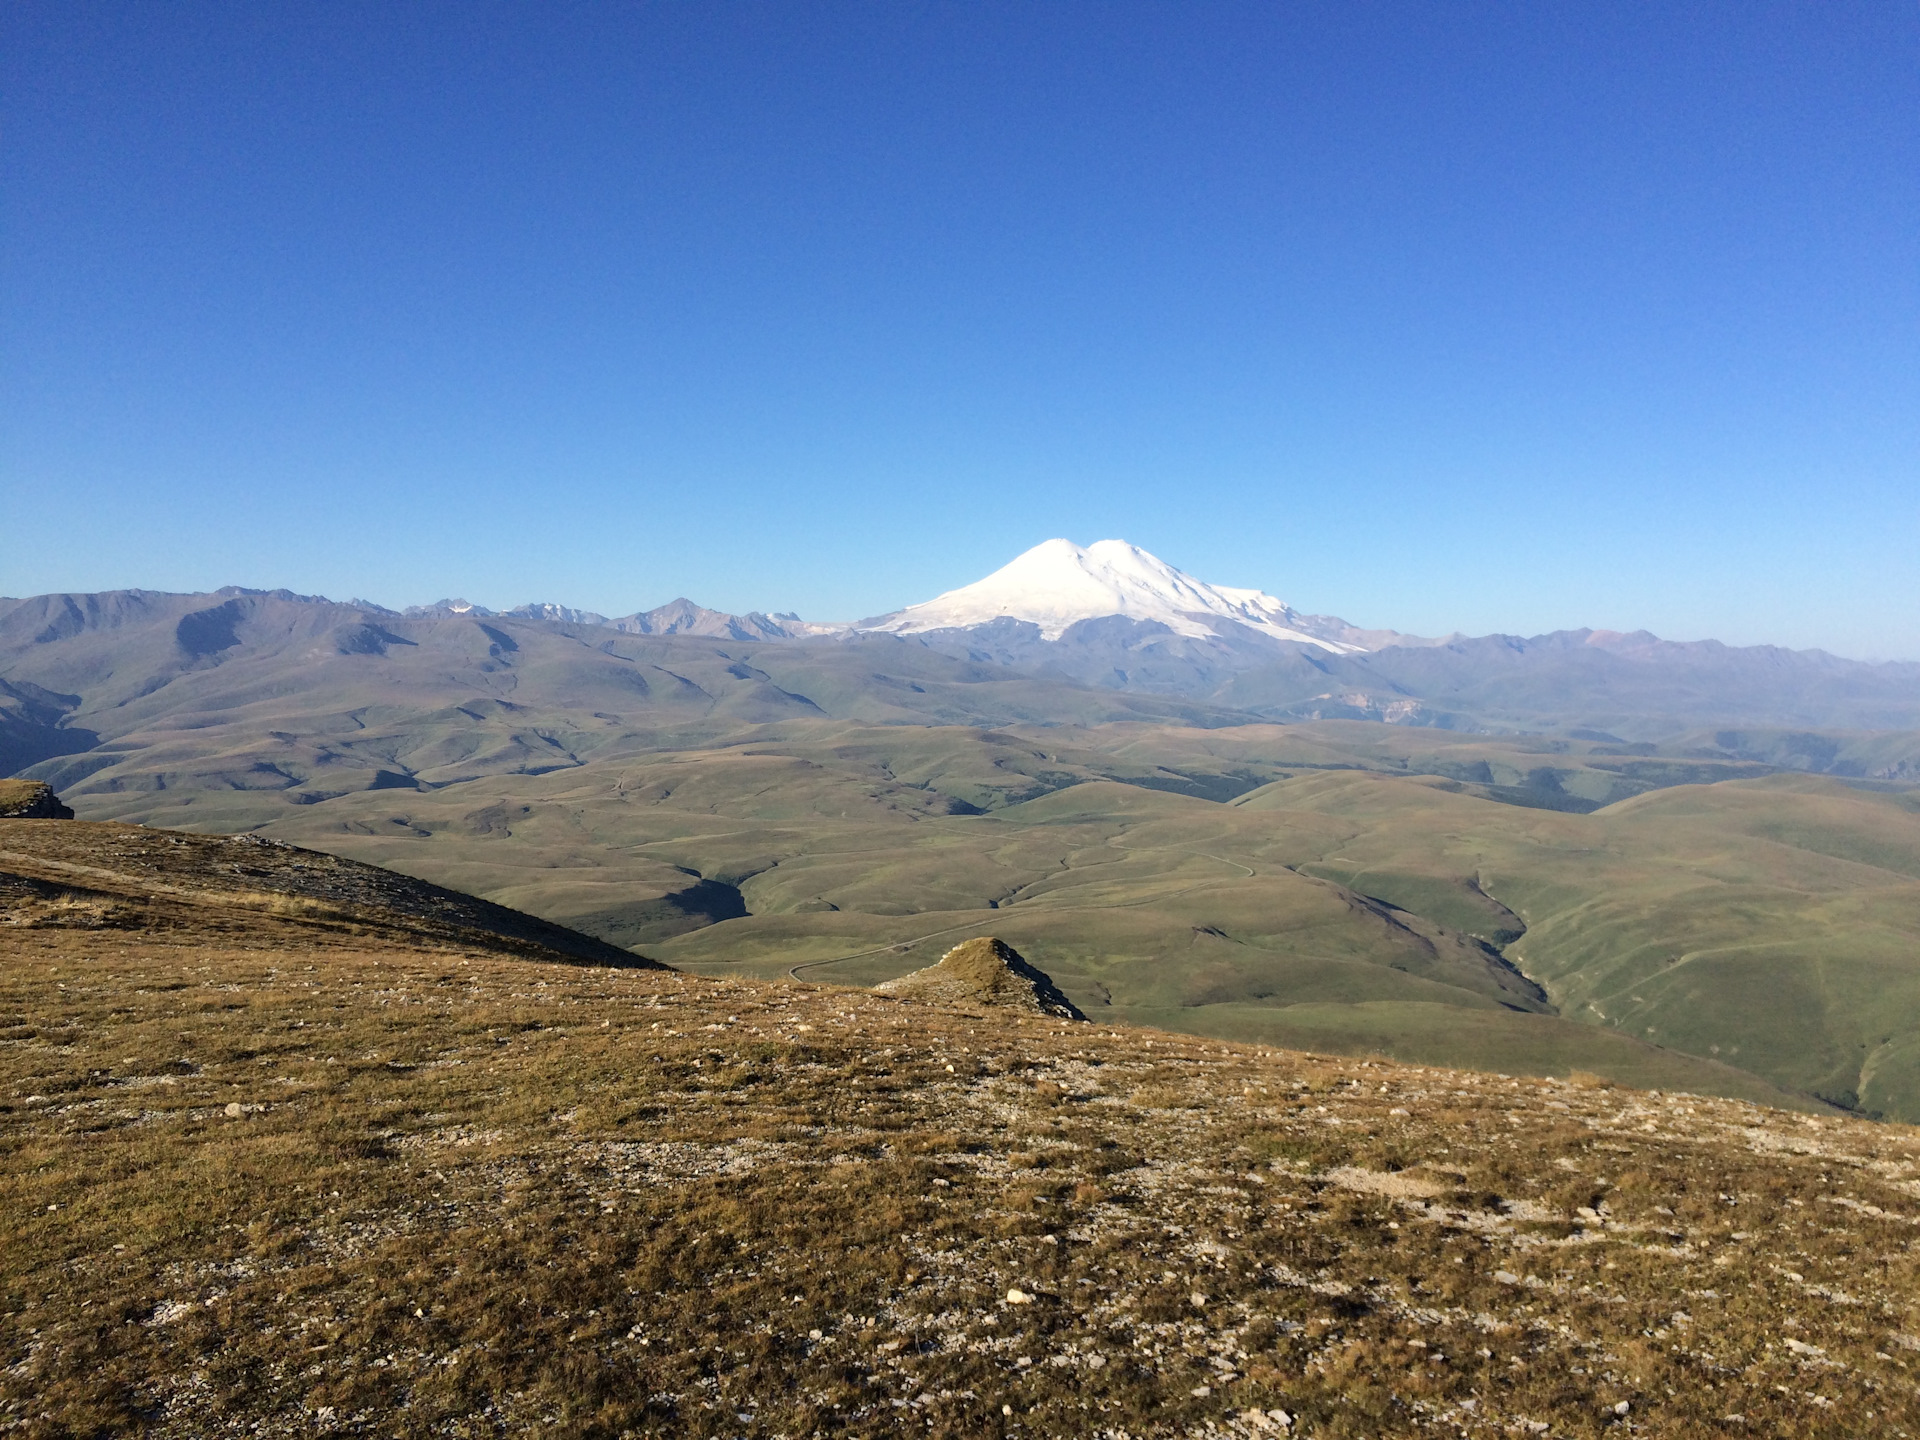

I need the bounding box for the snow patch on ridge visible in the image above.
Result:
[863,539,1367,653]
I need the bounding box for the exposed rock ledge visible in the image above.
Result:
[875,936,1086,1020]
[0,781,74,819]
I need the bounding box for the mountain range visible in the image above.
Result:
[387,538,1390,650]
[7,541,1920,759]
[395,594,830,641]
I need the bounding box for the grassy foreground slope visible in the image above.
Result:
[5,818,1920,1438]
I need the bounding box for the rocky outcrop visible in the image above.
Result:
[875,937,1085,1019]
[0,780,73,819]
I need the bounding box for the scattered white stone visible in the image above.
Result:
[1006,1288,1033,1305]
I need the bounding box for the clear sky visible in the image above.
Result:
[4,3,1916,657]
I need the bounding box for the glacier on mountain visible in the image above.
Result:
[861,539,1368,654]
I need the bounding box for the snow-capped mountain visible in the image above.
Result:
[861,539,1370,654]
[384,540,1383,658]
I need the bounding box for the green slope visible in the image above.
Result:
[140,731,1902,1118]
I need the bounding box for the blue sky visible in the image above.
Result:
[4,2,1916,656]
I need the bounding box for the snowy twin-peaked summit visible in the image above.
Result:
[393,539,1372,655]
[864,539,1368,654]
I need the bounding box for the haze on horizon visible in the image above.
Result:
[3,3,1916,659]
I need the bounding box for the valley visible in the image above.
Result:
[233,725,1913,1118]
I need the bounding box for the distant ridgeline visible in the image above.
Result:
[1,581,1917,823]
[5,575,1920,774]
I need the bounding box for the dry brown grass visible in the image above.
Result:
[4,823,1920,1437]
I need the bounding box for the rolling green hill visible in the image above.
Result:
[118,722,1898,1118]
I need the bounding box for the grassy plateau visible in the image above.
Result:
[5,817,1920,1437]
[157,723,1913,1121]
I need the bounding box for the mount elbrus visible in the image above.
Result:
[12,539,1919,759]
